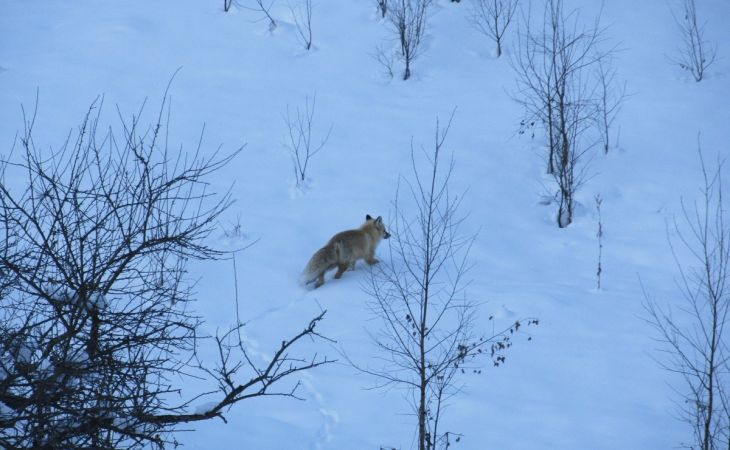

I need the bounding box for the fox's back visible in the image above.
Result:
[328,229,371,260]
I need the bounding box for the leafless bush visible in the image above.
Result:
[245,0,278,31]
[290,0,313,50]
[471,0,519,58]
[374,44,397,79]
[513,0,614,227]
[359,113,536,450]
[221,213,246,240]
[0,91,332,449]
[388,0,431,80]
[672,0,717,82]
[643,144,729,450]
[284,93,332,188]
[224,0,236,12]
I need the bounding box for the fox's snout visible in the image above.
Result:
[384,230,391,239]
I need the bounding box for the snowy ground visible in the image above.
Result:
[1,0,729,448]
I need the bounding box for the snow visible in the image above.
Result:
[88,292,108,309]
[40,282,108,309]
[194,402,220,415]
[1,0,729,449]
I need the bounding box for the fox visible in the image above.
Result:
[301,214,391,288]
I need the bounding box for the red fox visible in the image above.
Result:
[301,215,391,288]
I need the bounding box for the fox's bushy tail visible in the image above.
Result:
[299,252,323,285]
[299,242,341,286]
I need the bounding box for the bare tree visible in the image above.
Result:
[360,113,535,450]
[672,0,717,82]
[0,92,332,449]
[284,93,332,188]
[512,0,613,227]
[290,0,313,51]
[471,0,519,58]
[643,144,729,450]
[388,0,431,80]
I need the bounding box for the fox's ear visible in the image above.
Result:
[366,214,373,221]
[375,216,382,224]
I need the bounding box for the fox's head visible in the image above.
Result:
[366,214,391,239]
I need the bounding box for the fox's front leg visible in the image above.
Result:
[366,250,379,265]
[314,272,326,288]
[334,263,348,279]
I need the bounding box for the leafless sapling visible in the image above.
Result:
[596,56,626,154]
[595,194,603,290]
[360,113,536,450]
[374,43,398,79]
[471,0,519,58]
[643,144,729,450]
[284,93,332,188]
[0,91,332,449]
[671,0,717,82]
[387,0,431,80]
[290,0,313,51]
[512,0,614,227]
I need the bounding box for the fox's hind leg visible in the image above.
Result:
[334,263,348,279]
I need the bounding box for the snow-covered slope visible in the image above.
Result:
[1,0,729,448]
